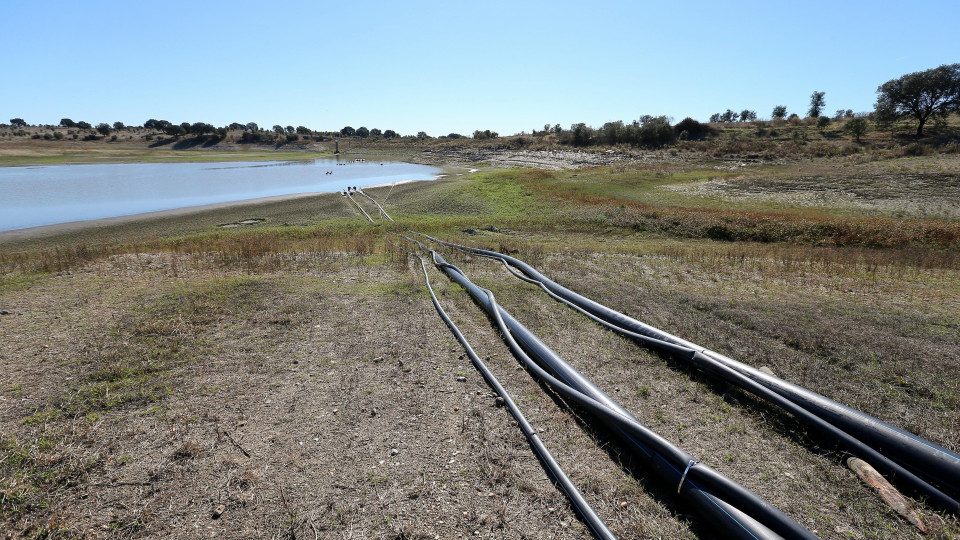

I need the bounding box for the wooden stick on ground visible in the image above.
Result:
[846,456,927,533]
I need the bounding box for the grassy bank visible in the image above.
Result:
[1,153,958,538]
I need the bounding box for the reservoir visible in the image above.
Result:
[0,158,440,232]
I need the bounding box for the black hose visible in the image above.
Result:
[417,257,617,540]
[425,235,960,512]
[432,251,815,540]
[486,252,960,510]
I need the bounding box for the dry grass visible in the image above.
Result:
[1,149,959,538]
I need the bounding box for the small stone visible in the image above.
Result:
[620,501,628,508]
[455,376,467,382]
[212,504,226,519]
[0,310,9,315]
[494,397,505,407]
[390,448,399,456]
[370,408,377,417]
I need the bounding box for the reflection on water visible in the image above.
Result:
[0,158,440,231]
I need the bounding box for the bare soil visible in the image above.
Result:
[1,145,959,539]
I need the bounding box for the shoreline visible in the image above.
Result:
[0,191,331,240]
[0,166,466,244]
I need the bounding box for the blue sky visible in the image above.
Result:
[2,0,958,136]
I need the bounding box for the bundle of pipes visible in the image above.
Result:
[342,188,375,223]
[356,190,395,222]
[419,243,819,539]
[423,235,960,517]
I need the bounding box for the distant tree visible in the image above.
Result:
[76,121,92,129]
[356,126,370,138]
[446,133,464,139]
[416,131,429,138]
[296,125,311,135]
[95,123,111,135]
[772,105,788,120]
[369,128,382,137]
[216,127,227,139]
[844,109,854,118]
[568,123,594,146]
[673,117,713,140]
[473,129,498,140]
[285,125,295,133]
[245,122,259,132]
[383,129,399,138]
[113,121,125,130]
[229,122,246,130]
[553,124,562,134]
[190,122,215,135]
[286,133,298,142]
[59,118,76,128]
[834,109,847,120]
[808,91,826,118]
[10,118,26,127]
[154,120,171,132]
[787,113,800,123]
[875,63,960,137]
[844,118,869,142]
[816,116,830,130]
[739,110,757,122]
[341,126,356,136]
[273,125,284,134]
[709,113,721,123]
[636,116,676,147]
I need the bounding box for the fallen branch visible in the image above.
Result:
[847,456,926,533]
[223,430,251,458]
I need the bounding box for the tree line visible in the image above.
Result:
[7,64,959,145]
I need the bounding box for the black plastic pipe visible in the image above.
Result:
[432,251,817,540]
[425,235,960,510]
[418,257,616,540]
[484,251,960,511]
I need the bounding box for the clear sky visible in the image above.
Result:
[2,0,958,136]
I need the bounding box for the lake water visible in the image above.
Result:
[0,158,440,231]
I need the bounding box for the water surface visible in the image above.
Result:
[0,158,439,231]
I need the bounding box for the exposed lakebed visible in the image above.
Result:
[0,158,440,231]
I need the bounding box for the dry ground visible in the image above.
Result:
[1,147,959,539]
[2,232,958,539]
